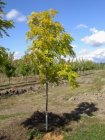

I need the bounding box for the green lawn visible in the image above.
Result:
[64,117,105,140]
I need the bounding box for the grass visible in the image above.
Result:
[27,129,43,140]
[0,112,29,121]
[64,123,105,140]
[64,116,105,140]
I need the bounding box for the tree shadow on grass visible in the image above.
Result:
[22,102,98,132]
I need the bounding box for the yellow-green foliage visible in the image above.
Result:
[26,9,78,87]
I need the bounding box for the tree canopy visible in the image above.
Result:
[0,46,8,66]
[26,9,78,87]
[0,0,13,37]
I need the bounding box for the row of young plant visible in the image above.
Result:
[0,49,105,84]
[70,59,105,73]
[0,50,38,84]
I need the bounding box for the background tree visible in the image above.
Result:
[70,59,96,74]
[0,46,8,66]
[0,0,13,37]
[19,53,32,82]
[14,54,39,78]
[0,46,8,84]
[27,9,78,131]
[0,0,14,79]
[4,52,16,84]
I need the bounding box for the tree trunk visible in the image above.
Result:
[21,76,23,82]
[45,80,48,132]
[9,77,10,85]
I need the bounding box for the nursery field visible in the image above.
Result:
[1,0,105,139]
[0,70,105,140]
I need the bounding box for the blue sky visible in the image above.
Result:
[1,0,105,62]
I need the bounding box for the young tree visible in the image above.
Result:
[0,0,13,37]
[26,9,78,131]
[19,54,32,82]
[4,52,16,84]
[0,46,8,66]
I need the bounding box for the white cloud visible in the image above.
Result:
[6,9,19,20]
[6,9,26,22]
[14,51,22,59]
[78,49,88,55]
[77,48,105,63]
[75,24,88,29]
[71,44,78,48]
[81,28,105,47]
[17,15,26,22]
[89,27,98,33]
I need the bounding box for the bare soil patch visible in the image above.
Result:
[0,70,105,139]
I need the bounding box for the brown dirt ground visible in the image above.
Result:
[0,70,105,140]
